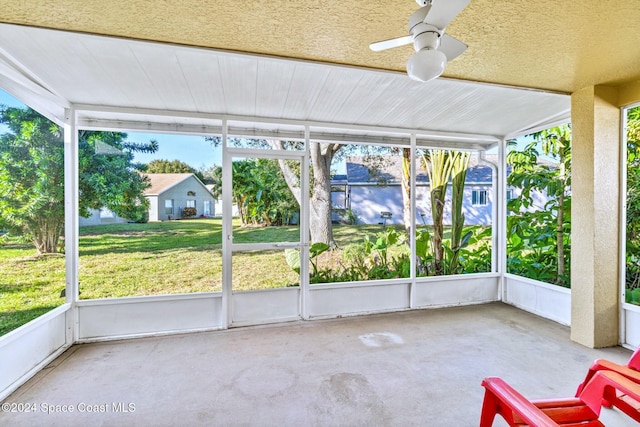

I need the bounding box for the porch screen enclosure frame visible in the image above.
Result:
[0,22,576,400]
[620,102,640,348]
[72,112,504,329]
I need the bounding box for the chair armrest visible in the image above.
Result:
[593,359,640,382]
[481,377,559,427]
[579,370,640,414]
[576,358,640,396]
[598,371,640,401]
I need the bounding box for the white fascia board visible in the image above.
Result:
[0,48,70,125]
[504,109,571,140]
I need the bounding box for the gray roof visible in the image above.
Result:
[144,173,212,196]
[341,154,524,185]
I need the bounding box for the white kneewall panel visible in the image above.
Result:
[503,274,571,326]
[77,294,223,341]
[0,305,70,400]
[624,305,640,348]
[232,287,300,326]
[412,274,500,308]
[309,282,410,318]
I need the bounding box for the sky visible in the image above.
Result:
[125,132,221,168]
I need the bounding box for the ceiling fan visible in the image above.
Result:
[370,0,470,82]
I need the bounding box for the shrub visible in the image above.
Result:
[182,207,197,218]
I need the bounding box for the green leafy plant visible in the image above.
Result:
[284,242,331,282]
[458,226,492,273]
[423,149,453,275]
[448,151,470,274]
[363,227,403,268]
[506,125,571,287]
[345,209,359,225]
[0,107,157,254]
[626,106,640,304]
[415,229,433,276]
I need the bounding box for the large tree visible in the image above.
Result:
[208,136,341,246]
[0,107,157,254]
[268,140,340,246]
[211,136,407,246]
[146,158,205,182]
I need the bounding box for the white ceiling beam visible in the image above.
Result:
[74,103,501,145]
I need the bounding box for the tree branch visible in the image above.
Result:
[266,140,302,205]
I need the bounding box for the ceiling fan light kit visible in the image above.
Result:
[369,0,470,83]
[407,48,447,82]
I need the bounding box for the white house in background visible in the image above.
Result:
[331,154,551,226]
[78,207,129,226]
[204,184,239,217]
[79,173,216,226]
[145,173,215,221]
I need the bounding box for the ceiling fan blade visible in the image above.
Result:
[369,35,413,52]
[426,0,470,29]
[439,34,467,62]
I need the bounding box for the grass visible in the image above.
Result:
[0,249,66,336]
[79,219,225,297]
[1,219,494,335]
[1,219,404,335]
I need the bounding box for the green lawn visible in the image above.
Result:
[1,219,406,335]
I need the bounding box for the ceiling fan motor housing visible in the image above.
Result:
[411,24,441,52]
[415,0,432,7]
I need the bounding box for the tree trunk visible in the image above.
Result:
[556,186,565,282]
[401,148,411,234]
[431,186,446,275]
[449,152,470,274]
[425,149,452,276]
[236,195,248,225]
[30,214,64,254]
[268,140,340,246]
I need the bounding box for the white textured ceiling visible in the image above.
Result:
[0,24,569,147]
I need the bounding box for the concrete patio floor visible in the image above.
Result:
[0,302,636,426]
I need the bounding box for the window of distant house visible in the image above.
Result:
[186,200,196,208]
[187,191,196,196]
[99,207,116,218]
[165,199,174,215]
[472,190,488,206]
[506,189,513,201]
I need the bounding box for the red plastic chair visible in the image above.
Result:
[479,371,640,426]
[574,346,640,422]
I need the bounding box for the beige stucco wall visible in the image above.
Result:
[618,81,640,108]
[570,85,621,348]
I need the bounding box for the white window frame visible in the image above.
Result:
[165,199,174,215]
[472,189,488,206]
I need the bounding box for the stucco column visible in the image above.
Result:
[570,85,620,348]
